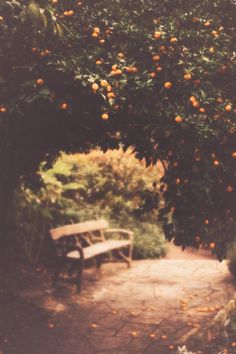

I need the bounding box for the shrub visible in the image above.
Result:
[11,149,167,262]
[131,222,167,259]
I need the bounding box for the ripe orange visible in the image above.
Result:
[90,323,98,329]
[63,11,69,16]
[209,242,216,249]
[189,96,196,103]
[130,331,138,337]
[164,82,172,89]
[100,80,108,87]
[213,160,220,166]
[149,333,156,339]
[175,115,183,123]
[111,64,118,72]
[114,69,122,75]
[161,335,168,340]
[225,104,232,112]
[101,113,109,120]
[106,85,112,92]
[99,39,105,44]
[204,21,211,27]
[170,37,178,44]
[31,47,38,53]
[205,219,209,225]
[0,16,4,22]
[107,92,115,98]
[68,10,74,16]
[209,47,215,53]
[227,185,234,193]
[184,73,192,80]
[232,152,236,158]
[199,108,206,113]
[60,103,68,110]
[149,72,157,78]
[51,0,58,4]
[93,27,100,34]
[92,32,98,38]
[154,31,162,39]
[192,101,200,108]
[152,54,160,62]
[92,83,99,91]
[96,60,102,65]
[156,66,163,72]
[0,107,7,113]
[36,78,44,86]
[132,67,138,73]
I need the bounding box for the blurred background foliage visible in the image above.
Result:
[10,149,167,263]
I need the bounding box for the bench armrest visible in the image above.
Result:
[104,229,133,241]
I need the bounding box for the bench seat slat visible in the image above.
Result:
[67,240,131,260]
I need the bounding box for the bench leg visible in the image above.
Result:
[95,255,104,270]
[128,244,133,268]
[117,249,132,268]
[76,259,84,293]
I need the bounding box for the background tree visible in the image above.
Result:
[1,0,236,258]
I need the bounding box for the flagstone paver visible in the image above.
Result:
[19,246,236,354]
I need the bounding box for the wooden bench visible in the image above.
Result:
[49,219,133,292]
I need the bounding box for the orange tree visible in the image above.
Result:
[0,0,236,258]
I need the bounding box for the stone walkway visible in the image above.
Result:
[20,246,236,354]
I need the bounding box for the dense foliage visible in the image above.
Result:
[12,150,166,262]
[1,0,236,258]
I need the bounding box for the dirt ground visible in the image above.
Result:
[0,245,236,354]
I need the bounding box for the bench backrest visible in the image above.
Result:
[49,219,109,241]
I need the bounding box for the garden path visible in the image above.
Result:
[9,245,236,354]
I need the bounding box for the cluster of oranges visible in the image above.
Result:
[189,96,206,113]
[110,64,122,76]
[92,27,100,38]
[27,12,235,130]
[63,10,74,17]
[91,80,114,120]
[124,66,138,74]
[91,27,105,44]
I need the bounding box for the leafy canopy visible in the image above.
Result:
[1,0,236,258]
